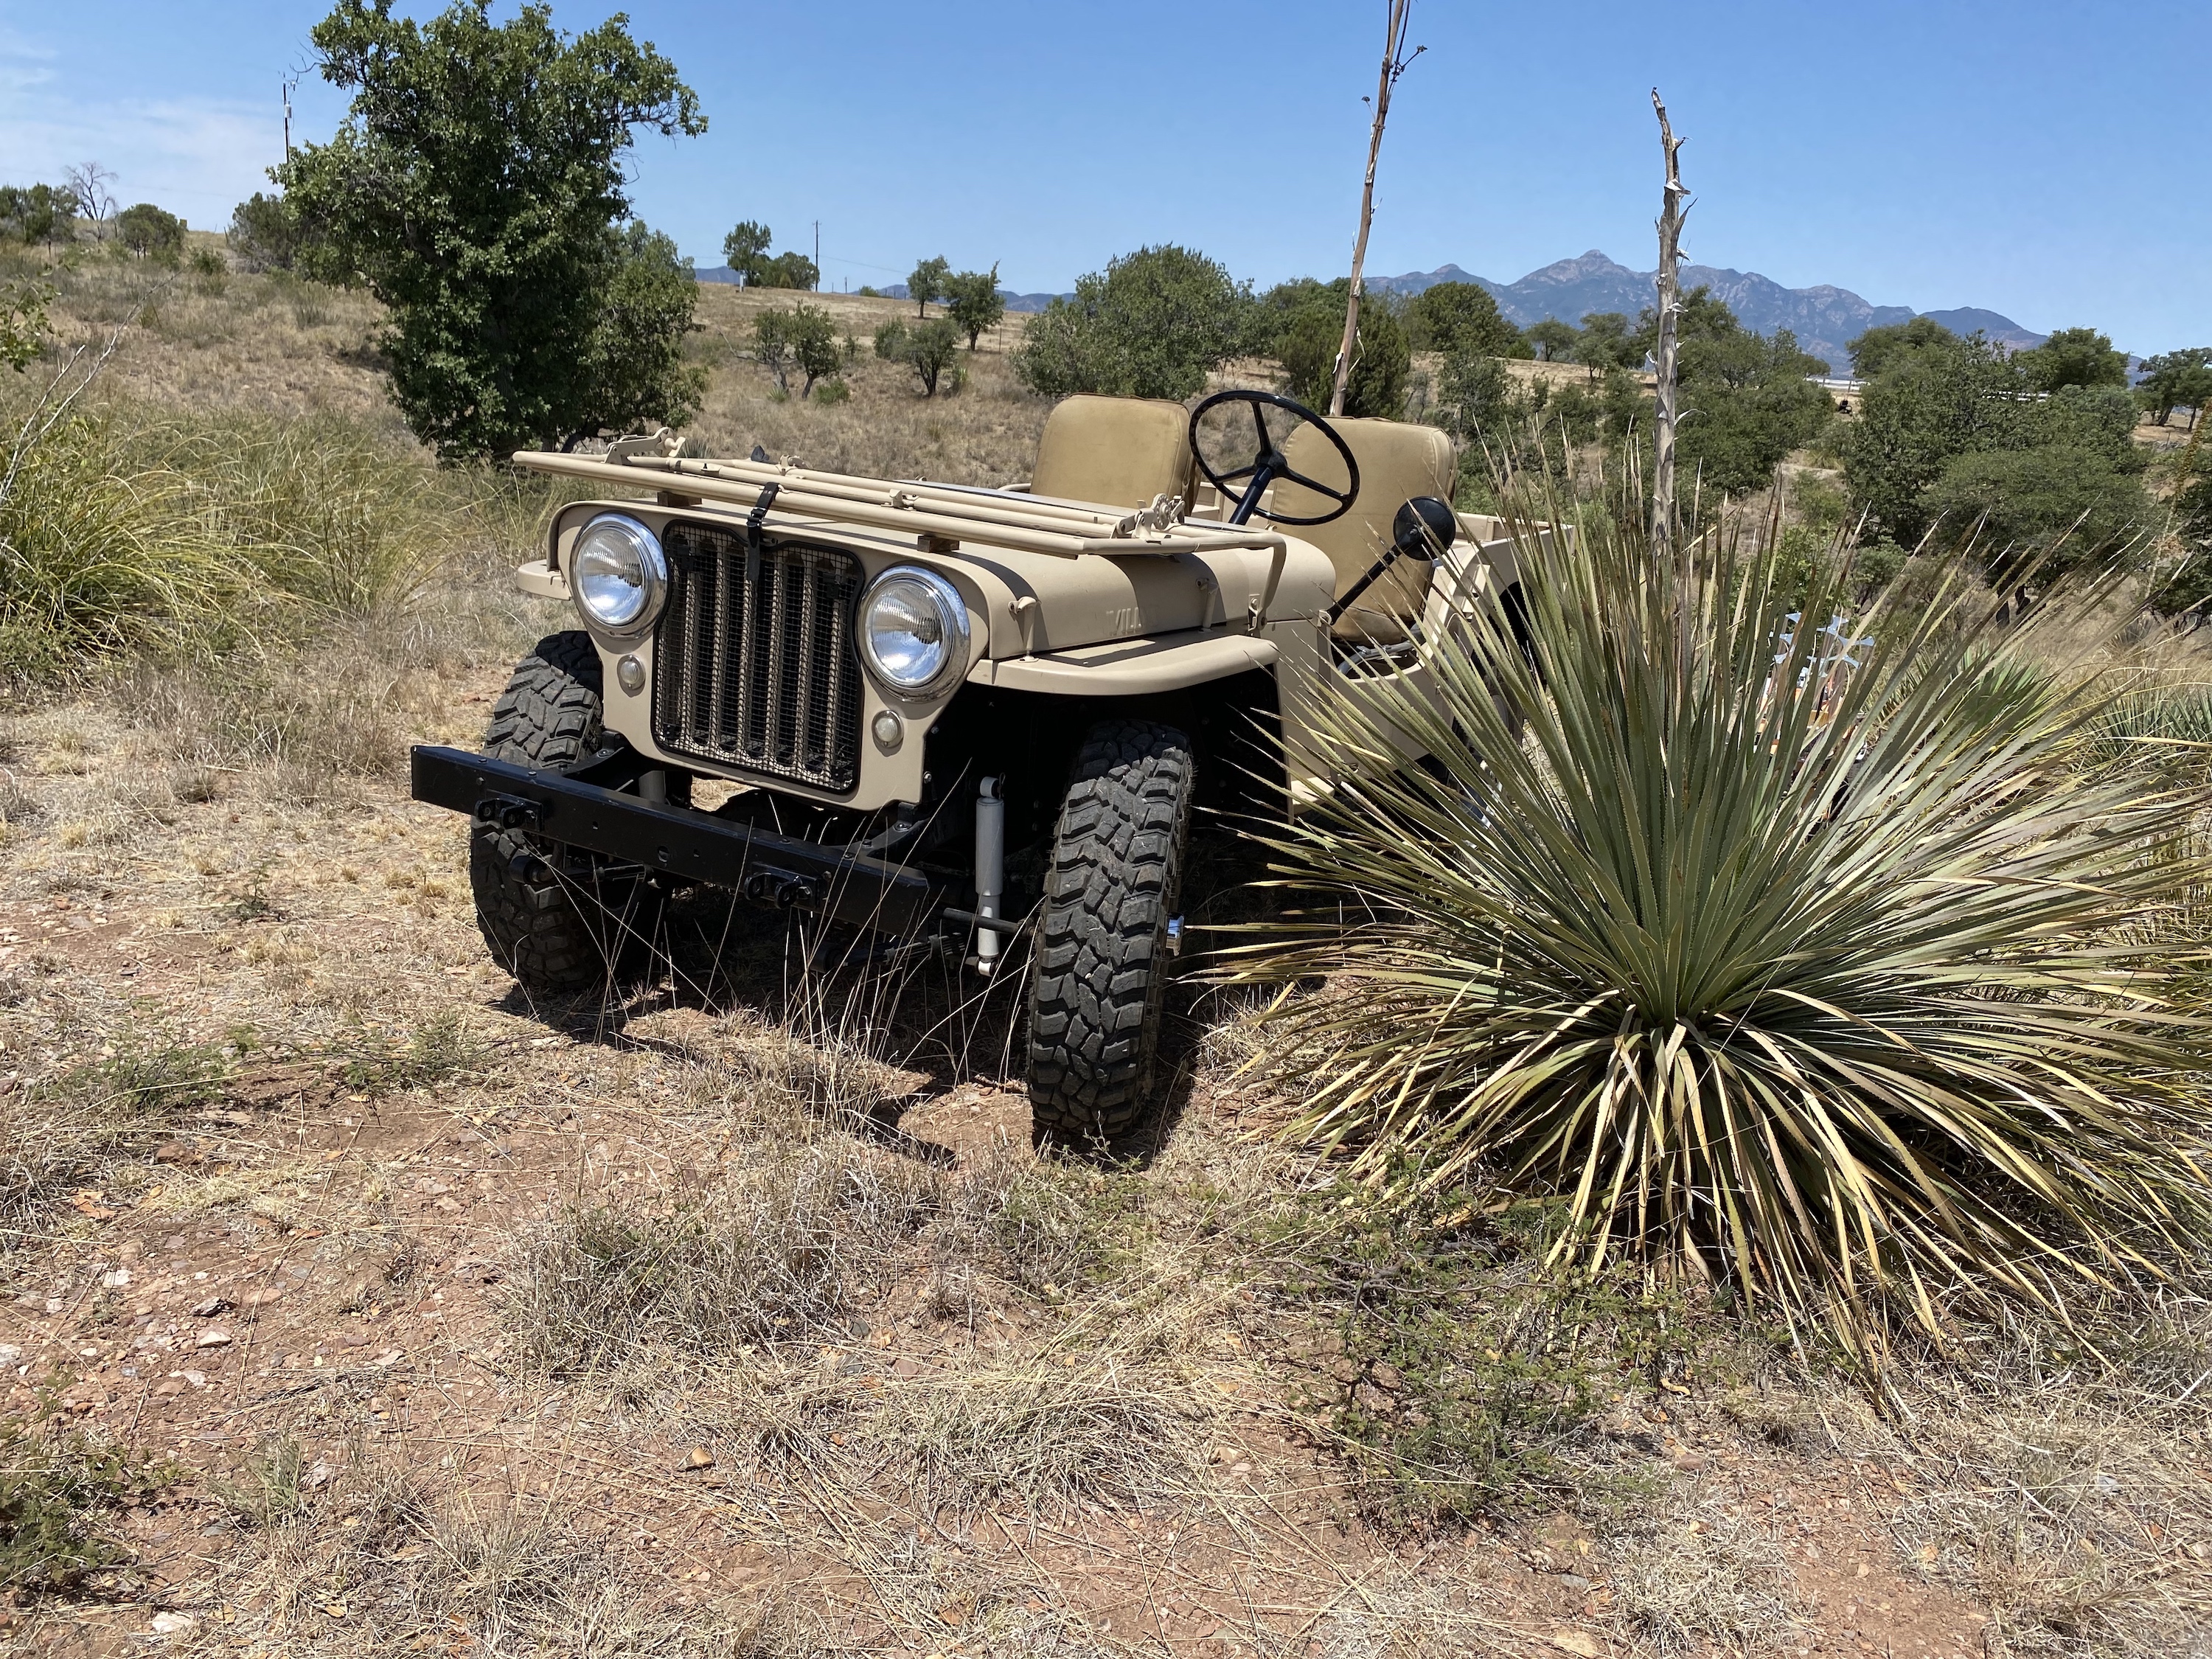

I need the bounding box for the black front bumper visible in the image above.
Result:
[409,745,942,936]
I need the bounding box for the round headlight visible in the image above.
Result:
[858,566,970,698]
[569,513,666,638]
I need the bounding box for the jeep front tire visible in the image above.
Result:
[469,633,659,997]
[1025,720,1194,1148]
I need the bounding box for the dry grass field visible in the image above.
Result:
[0,252,2207,1659]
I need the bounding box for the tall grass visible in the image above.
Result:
[1,366,529,686]
[1222,492,2212,1357]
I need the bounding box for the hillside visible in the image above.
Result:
[1372,253,2049,373]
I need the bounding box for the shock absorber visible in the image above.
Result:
[974,775,1005,971]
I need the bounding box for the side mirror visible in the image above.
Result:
[1391,495,1457,560]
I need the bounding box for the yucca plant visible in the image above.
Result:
[1221,495,2212,1354]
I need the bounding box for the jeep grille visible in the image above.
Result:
[653,524,866,794]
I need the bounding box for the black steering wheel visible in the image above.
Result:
[1189,390,1360,528]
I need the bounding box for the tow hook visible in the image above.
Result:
[742,868,819,908]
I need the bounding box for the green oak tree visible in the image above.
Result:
[907,254,950,317]
[721,220,771,285]
[1406,282,1528,358]
[944,263,1005,349]
[279,0,706,459]
[1526,318,1577,362]
[2138,349,2212,426]
[2017,326,2129,394]
[1013,244,1250,401]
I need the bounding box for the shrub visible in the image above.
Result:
[1,281,52,372]
[1221,494,2212,1357]
[114,203,184,262]
[874,316,961,397]
[907,254,950,317]
[1407,281,1527,359]
[0,184,74,251]
[0,1419,170,1593]
[277,0,705,458]
[943,263,1004,348]
[1277,296,1410,418]
[227,191,304,271]
[1012,244,1248,401]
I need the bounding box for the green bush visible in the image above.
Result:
[1222,488,2212,1358]
[1277,297,1410,419]
[115,203,184,262]
[1012,244,1248,401]
[1,1419,171,1593]
[227,191,305,272]
[278,0,706,458]
[875,316,961,397]
[1,281,52,372]
[1406,281,1528,358]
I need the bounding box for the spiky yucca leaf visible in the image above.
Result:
[1221,499,2212,1351]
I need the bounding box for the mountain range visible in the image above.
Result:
[697,251,2053,377]
[1370,251,2047,375]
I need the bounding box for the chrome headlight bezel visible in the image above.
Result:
[856,564,970,700]
[568,512,667,641]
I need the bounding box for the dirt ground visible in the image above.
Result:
[0,683,2006,1658]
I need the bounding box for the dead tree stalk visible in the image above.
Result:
[1650,89,1688,557]
[1330,1,1422,418]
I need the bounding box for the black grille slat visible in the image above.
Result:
[654,524,865,793]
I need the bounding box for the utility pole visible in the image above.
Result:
[1329,1,1422,418]
[1649,89,1689,558]
[282,74,296,161]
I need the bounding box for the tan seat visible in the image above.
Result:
[1029,394,1197,512]
[1271,419,1456,641]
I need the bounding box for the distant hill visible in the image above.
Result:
[698,253,2061,375]
[1372,252,2048,375]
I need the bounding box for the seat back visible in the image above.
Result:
[1272,418,1456,641]
[1029,394,1197,511]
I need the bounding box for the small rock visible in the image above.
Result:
[1559,1571,1593,1593]
[890,1355,924,1380]
[151,1141,200,1165]
[1368,1361,1402,1392]
[1669,1450,1707,1472]
[241,1287,285,1307]
[189,1297,232,1319]
[1326,1357,1360,1385]
[1352,1382,1394,1413]
[303,1459,334,1490]
[149,1611,196,1635]
[0,1344,20,1366]
[102,1268,133,1288]
[681,1447,714,1471]
[194,1328,232,1349]
[1548,1632,1603,1658]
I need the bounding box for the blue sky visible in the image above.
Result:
[3,1,2205,353]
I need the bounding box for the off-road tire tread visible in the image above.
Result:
[1026,720,1194,1147]
[470,633,646,995]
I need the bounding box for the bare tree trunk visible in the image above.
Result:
[1329,1,1421,418]
[1649,90,1688,556]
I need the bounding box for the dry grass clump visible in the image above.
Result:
[506,1141,940,1367]
[0,1039,228,1249]
[1604,1499,1807,1655]
[882,1339,1217,1516]
[1858,1299,2212,1658]
[191,1441,815,1659]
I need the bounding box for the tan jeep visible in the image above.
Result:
[411,389,1534,1144]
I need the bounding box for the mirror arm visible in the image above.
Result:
[1320,542,1430,630]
